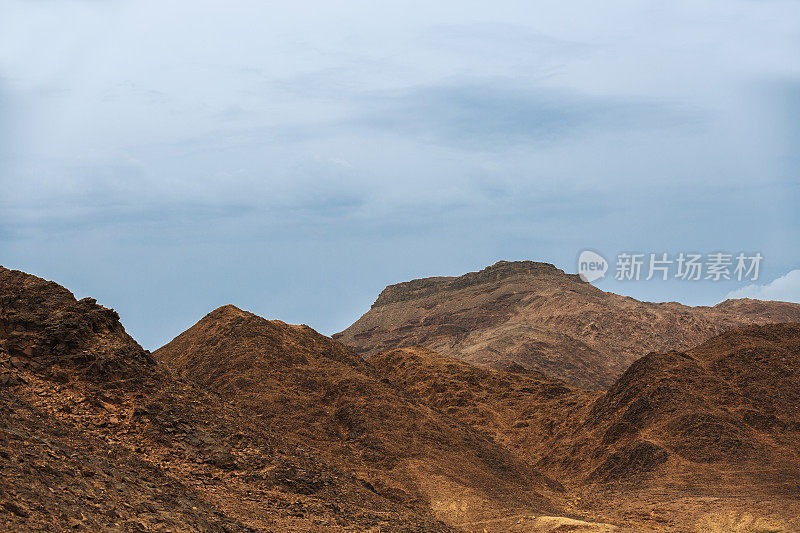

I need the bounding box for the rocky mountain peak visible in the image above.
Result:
[372,260,578,308]
[339,260,800,389]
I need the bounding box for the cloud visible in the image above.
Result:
[726,270,800,303]
[762,78,800,187]
[348,81,691,150]
[1,0,799,348]
[0,78,23,167]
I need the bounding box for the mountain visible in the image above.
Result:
[370,324,800,531]
[0,266,461,531]
[335,260,800,389]
[154,305,581,531]
[5,263,798,531]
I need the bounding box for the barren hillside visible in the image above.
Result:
[336,260,800,388]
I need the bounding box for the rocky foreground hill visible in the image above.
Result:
[153,305,566,530]
[2,264,799,532]
[0,266,464,531]
[371,324,800,530]
[335,260,800,389]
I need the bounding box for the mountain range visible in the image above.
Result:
[2,262,799,532]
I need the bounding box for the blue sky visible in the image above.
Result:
[1,0,799,349]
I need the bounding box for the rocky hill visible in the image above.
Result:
[154,305,576,530]
[335,260,800,389]
[367,346,593,455]
[0,266,463,531]
[371,324,800,530]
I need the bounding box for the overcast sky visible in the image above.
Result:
[1,0,799,349]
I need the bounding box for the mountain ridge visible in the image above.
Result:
[370,323,800,530]
[371,261,580,308]
[0,266,465,531]
[154,302,572,530]
[4,264,800,531]
[336,260,800,389]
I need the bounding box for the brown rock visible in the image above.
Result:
[2,500,30,518]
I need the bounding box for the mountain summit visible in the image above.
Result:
[154,304,567,529]
[335,260,800,388]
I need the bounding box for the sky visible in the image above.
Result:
[1,0,799,349]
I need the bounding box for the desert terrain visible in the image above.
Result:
[2,263,799,531]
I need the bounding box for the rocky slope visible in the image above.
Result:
[154,305,578,531]
[368,346,593,456]
[335,260,800,389]
[371,324,800,531]
[0,266,463,532]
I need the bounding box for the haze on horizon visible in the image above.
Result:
[1,0,799,349]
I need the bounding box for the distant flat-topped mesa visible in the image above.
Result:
[336,260,800,389]
[372,261,580,308]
